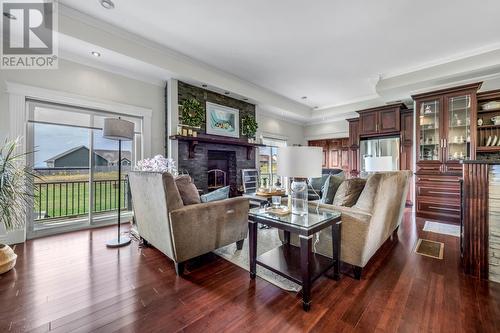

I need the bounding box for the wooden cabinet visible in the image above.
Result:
[412,82,482,223]
[358,103,406,137]
[379,107,400,133]
[400,109,414,206]
[308,138,350,173]
[359,111,378,135]
[329,148,340,168]
[347,118,360,178]
[341,149,349,170]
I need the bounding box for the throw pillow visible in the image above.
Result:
[320,174,344,204]
[175,175,201,205]
[353,173,382,213]
[332,178,367,207]
[200,186,230,203]
[308,174,329,191]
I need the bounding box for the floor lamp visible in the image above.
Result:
[103,117,134,248]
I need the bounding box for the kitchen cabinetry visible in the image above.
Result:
[400,109,414,206]
[358,103,406,136]
[412,82,482,223]
[347,118,360,178]
[308,138,350,174]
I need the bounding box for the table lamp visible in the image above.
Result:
[103,117,134,248]
[277,146,322,215]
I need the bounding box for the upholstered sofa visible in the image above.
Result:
[128,171,249,275]
[280,171,411,279]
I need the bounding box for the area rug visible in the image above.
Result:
[213,228,301,292]
[414,239,444,259]
[423,221,460,237]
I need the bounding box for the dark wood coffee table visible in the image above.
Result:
[248,206,342,311]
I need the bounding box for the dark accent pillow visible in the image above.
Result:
[175,175,201,205]
[200,186,230,203]
[320,174,344,204]
[332,178,367,207]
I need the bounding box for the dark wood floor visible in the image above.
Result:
[1,210,500,332]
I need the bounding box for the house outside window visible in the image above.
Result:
[259,137,287,188]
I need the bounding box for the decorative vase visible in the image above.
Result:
[0,244,17,274]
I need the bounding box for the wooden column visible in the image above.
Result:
[462,162,489,279]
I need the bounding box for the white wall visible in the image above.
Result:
[303,120,349,141]
[0,59,165,156]
[255,108,305,146]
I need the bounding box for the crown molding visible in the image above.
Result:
[381,43,500,80]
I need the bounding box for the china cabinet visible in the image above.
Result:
[412,82,482,223]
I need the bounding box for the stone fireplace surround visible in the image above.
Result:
[178,141,256,196]
[168,81,259,196]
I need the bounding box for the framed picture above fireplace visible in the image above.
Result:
[206,102,240,138]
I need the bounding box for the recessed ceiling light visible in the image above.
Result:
[224,91,230,95]
[91,51,101,57]
[301,96,307,100]
[3,12,16,20]
[202,84,207,88]
[99,0,115,9]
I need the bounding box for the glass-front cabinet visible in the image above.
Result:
[445,95,472,161]
[419,99,441,161]
[415,83,480,175]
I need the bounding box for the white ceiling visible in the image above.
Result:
[60,0,500,111]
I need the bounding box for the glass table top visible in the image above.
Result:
[249,206,341,230]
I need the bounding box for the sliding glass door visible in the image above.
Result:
[26,101,142,238]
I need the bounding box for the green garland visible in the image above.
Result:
[241,114,258,138]
[180,98,204,127]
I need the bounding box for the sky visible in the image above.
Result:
[34,123,132,168]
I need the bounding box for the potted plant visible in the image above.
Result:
[241,114,258,142]
[180,98,204,136]
[0,139,36,274]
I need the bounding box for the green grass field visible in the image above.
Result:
[34,179,128,220]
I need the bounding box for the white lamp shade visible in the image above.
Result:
[103,118,135,141]
[277,146,322,178]
[364,156,393,172]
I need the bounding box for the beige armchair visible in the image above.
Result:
[128,171,249,275]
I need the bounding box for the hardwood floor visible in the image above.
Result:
[1,210,499,332]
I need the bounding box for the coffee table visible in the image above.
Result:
[248,206,342,311]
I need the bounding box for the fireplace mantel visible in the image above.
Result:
[169,135,265,159]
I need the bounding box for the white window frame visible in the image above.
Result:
[6,82,152,241]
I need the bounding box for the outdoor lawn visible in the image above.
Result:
[34,171,130,221]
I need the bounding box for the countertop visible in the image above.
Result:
[461,160,500,165]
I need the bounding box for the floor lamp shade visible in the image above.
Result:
[103,118,135,141]
[103,117,134,248]
[277,147,322,215]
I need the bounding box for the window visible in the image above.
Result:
[259,137,287,188]
[26,101,143,237]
